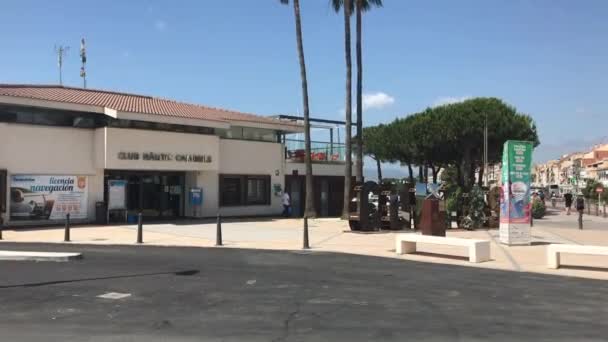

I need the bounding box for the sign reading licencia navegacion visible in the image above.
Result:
[117,152,212,163]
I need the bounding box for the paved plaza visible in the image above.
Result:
[2,207,608,280]
[0,243,607,341]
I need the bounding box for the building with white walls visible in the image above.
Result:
[0,85,346,226]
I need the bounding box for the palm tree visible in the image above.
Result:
[281,0,315,218]
[333,0,384,182]
[332,0,353,219]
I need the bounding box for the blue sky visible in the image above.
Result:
[1,0,608,168]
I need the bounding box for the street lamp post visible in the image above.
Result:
[483,113,488,187]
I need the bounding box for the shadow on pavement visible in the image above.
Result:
[559,265,608,272]
[530,241,553,246]
[404,251,471,262]
[0,269,200,289]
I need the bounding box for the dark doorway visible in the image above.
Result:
[104,170,185,220]
[285,175,345,217]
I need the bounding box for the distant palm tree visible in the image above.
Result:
[333,0,383,183]
[281,0,316,218]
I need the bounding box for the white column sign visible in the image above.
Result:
[108,180,127,210]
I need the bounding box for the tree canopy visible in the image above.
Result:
[361,97,540,189]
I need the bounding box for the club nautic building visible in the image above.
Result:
[0,85,346,226]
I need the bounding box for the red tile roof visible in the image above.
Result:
[0,84,302,129]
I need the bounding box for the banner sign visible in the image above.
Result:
[108,180,128,210]
[10,175,88,221]
[499,140,533,245]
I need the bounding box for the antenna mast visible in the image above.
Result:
[80,38,87,88]
[54,45,69,85]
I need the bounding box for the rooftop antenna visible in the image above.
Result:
[79,38,87,88]
[54,44,70,86]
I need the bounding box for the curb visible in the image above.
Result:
[0,251,83,262]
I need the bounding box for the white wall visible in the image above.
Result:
[183,170,220,217]
[0,123,101,224]
[285,162,345,177]
[217,139,284,217]
[0,124,292,222]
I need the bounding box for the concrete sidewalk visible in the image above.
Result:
[2,209,607,280]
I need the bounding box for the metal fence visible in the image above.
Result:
[284,139,346,162]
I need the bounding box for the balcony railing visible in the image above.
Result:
[284,139,346,163]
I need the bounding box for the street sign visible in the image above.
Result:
[597,187,604,193]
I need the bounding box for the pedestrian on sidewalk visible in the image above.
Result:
[282,191,291,218]
[538,190,545,202]
[576,193,585,230]
[564,192,573,215]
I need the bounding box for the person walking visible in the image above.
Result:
[564,192,573,215]
[576,193,585,230]
[538,190,545,202]
[282,191,291,218]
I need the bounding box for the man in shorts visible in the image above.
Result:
[564,192,573,215]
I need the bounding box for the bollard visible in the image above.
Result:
[215,213,223,246]
[137,212,143,244]
[578,210,583,230]
[303,216,310,249]
[64,213,70,242]
[604,203,607,219]
[530,213,534,227]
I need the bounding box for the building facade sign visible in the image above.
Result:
[9,175,88,221]
[117,152,212,163]
[100,128,220,171]
[499,140,533,245]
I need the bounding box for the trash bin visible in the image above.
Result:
[420,196,446,236]
[127,213,138,224]
[95,202,107,224]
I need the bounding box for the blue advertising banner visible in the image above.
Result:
[189,188,203,206]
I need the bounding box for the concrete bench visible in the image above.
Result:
[547,244,608,269]
[395,234,491,263]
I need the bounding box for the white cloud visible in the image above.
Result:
[362,92,395,110]
[338,91,395,117]
[155,20,167,31]
[432,96,471,107]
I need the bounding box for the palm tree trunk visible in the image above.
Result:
[462,147,471,191]
[456,163,463,187]
[291,0,315,218]
[407,163,414,183]
[341,0,353,219]
[423,164,429,183]
[375,157,382,183]
[355,0,364,182]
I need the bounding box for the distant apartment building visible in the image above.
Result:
[535,144,608,189]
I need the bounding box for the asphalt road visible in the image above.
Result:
[0,243,607,342]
